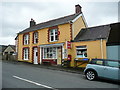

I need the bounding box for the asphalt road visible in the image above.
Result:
[2,61,119,89]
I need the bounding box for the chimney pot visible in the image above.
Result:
[75,4,82,14]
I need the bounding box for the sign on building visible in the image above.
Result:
[66,41,71,49]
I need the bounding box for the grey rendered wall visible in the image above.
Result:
[107,45,120,60]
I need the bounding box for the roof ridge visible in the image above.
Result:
[86,24,110,30]
[36,13,78,26]
[19,13,81,34]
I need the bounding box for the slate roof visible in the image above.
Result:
[8,45,16,51]
[19,13,81,34]
[74,22,120,43]
[74,24,111,42]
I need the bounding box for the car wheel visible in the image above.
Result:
[85,71,97,81]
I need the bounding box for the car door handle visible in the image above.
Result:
[104,68,107,70]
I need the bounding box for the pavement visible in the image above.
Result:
[2,60,84,74]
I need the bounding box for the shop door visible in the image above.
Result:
[57,47,62,65]
[34,48,38,64]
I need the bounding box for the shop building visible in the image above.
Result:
[17,4,87,66]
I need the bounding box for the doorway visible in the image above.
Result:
[33,48,38,64]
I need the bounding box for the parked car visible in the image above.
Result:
[84,59,120,81]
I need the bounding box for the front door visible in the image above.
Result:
[34,48,38,64]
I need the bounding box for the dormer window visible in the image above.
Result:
[50,29,58,42]
[24,34,29,45]
[33,32,38,44]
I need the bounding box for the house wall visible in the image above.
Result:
[72,16,86,39]
[18,34,24,61]
[107,45,120,60]
[18,23,72,62]
[17,16,87,65]
[70,40,107,67]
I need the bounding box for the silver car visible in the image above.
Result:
[84,59,120,81]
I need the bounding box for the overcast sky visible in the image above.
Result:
[0,0,119,45]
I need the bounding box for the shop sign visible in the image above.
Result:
[66,41,71,49]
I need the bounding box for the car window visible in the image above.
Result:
[90,60,103,65]
[105,61,119,68]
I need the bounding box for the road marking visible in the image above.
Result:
[13,75,58,90]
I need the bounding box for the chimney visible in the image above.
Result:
[30,18,36,27]
[75,4,82,14]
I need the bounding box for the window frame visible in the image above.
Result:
[23,48,29,60]
[76,46,87,58]
[49,29,58,42]
[43,47,57,59]
[23,34,29,45]
[33,32,38,44]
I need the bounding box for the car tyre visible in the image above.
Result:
[85,70,97,81]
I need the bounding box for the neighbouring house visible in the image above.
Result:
[72,22,120,67]
[0,45,7,60]
[16,4,87,66]
[2,45,16,60]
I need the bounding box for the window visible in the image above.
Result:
[105,61,119,68]
[89,60,103,65]
[24,34,29,45]
[50,29,58,42]
[10,52,14,55]
[43,47,57,59]
[33,32,38,44]
[23,48,29,60]
[76,46,87,58]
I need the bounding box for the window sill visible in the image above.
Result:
[43,58,57,60]
[24,59,29,60]
[33,43,38,45]
[23,44,29,45]
[49,40,58,43]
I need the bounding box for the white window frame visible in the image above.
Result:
[50,29,58,42]
[24,34,29,45]
[23,48,29,60]
[43,47,57,59]
[33,32,38,44]
[76,46,87,58]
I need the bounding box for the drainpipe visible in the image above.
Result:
[100,39,104,59]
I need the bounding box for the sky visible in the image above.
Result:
[0,0,119,45]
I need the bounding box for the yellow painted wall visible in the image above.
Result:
[72,16,86,39]
[18,34,23,61]
[17,23,72,62]
[70,40,107,67]
[17,17,87,64]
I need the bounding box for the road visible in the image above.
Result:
[2,61,119,89]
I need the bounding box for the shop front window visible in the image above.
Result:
[76,46,87,58]
[43,47,57,59]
